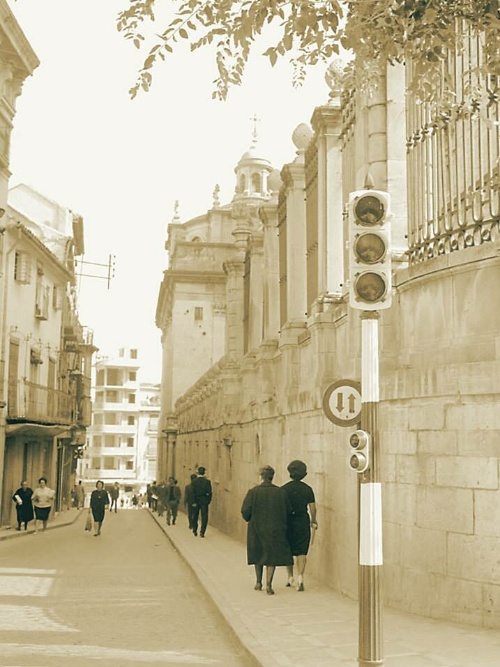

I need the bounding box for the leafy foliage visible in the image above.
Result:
[116,0,500,102]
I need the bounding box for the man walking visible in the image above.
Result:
[184,473,197,530]
[165,477,181,525]
[191,467,212,538]
[109,482,120,513]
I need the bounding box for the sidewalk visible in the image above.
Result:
[0,507,81,541]
[148,510,500,667]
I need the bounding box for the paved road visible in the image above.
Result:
[0,509,256,667]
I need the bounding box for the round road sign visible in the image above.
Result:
[323,379,362,427]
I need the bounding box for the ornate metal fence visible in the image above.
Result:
[406,29,500,264]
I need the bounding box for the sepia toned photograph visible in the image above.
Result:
[0,2,499,666]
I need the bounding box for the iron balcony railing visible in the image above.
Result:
[7,379,75,425]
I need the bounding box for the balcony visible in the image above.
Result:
[91,424,136,435]
[89,446,137,456]
[84,469,137,479]
[7,380,74,425]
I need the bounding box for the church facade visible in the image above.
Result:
[156,55,500,628]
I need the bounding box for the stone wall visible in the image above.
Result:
[173,240,500,629]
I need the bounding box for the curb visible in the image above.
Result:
[0,509,83,542]
[147,509,267,667]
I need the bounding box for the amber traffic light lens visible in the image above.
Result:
[354,195,385,226]
[353,233,386,264]
[354,272,387,303]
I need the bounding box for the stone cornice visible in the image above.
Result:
[280,161,305,189]
[0,1,39,75]
[311,105,342,137]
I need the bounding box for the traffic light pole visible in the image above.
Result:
[359,310,383,666]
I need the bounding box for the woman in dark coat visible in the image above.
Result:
[241,465,293,595]
[89,480,110,536]
[281,460,317,592]
[12,481,34,531]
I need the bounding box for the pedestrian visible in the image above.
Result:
[281,460,317,592]
[191,466,212,537]
[165,477,181,525]
[12,481,34,531]
[74,480,85,509]
[156,480,168,517]
[109,482,120,513]
[184,473,197,530]
[89,480,110,536]
[132,493,139,509]
[32,477,56,534]
[241,465,293,595]
[150,480,158,512]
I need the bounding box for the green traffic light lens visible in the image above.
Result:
[353,233,386,264]
[354,195,385,226]
[354,272,387,303]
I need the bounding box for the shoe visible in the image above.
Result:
[254,582,262,591]
[193,531,197,537]
[297,583,304,592]
[15,527,21,531]
[167,521,170,525]
[266,586,275,595]
[286,577,295,588]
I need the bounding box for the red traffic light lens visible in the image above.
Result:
[354,272,387,303]
[354,195,385,226]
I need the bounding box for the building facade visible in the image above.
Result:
[1,184,96,526]
[156,47,500,630]
[79,348,159,499]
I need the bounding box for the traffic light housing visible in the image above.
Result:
[348,190,392,311]
[348,429,370,473]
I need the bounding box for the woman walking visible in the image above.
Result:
[281,460,317,591]
[241,465,293,595]
[32,477,56,534]
[89,481,110,536]
[12,481,34,531]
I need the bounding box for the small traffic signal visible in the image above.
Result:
[348,190,392,311]
[348,429,370,473]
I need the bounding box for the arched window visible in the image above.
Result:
[251,172,261,193]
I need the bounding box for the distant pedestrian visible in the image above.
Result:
[281,460,317,592]
[32,477,56,534]
[165,477,181,525]
[184,473,197,530]
[109,482,120,513]
[132,494,139,509]
[241,465,293,595]
[12,481,34,531]
[89,480,110,536]
[191,467,212,537]
[74,481,85,509]
[156,481,168,517]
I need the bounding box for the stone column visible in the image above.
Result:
[311,102,344,303]
[260,204,280,343]
[223,258,246,360]
[280,159,307,334]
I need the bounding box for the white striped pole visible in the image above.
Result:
[359,310,383,666]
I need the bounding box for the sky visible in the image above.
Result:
[7,0,333,381]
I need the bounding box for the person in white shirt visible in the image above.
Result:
[32,477,55,534]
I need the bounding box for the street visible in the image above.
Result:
[0,509,256,667]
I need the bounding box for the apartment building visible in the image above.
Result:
[80,349,159,498]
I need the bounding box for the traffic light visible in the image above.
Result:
[348,429,370,473]
[348,190,392,311]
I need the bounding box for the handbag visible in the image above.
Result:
[84,513,92,532]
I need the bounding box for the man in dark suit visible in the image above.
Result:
[191,466,212,537]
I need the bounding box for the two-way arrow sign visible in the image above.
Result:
[323,379,362,427]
